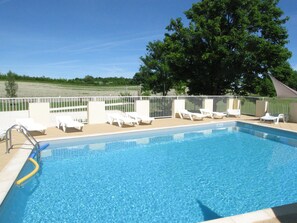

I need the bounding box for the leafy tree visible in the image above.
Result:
[133,72,151,93]
[185,0,290,95]
[173,81,187,95]
[134,41,173,96]
[288,70,297,90]
[83,75,95,84]
[5,71,18,97]
[139,0,293,96]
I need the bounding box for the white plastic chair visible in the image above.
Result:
[277,114,286,123]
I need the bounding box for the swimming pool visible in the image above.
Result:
[1,121,297,222]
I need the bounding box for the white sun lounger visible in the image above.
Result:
[260,113,285,124]
[126,112,154,125]
[107,112,138,127]
[56,116,84,132]
[16,118,46,134]
[226,109,241,117]
[200,109,227,119]
[178,109,207,121]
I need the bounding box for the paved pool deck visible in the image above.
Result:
[0,115,297,222]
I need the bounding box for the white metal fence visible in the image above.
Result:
[0,96,139,113]
[2,95,296,129]
[0,96,262,113]
[1,95,293,119]
[0,95,264,119]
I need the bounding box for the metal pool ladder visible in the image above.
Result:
[5,124,41,160]
[5,124,47,185]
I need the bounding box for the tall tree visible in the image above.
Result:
[138,0,293,96]
[134,41,173,96]
[5,71,18,97]
[171,0,292,95]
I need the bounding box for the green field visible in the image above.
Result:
[0,81,141,97]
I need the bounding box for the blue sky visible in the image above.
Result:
[0,0,296,79]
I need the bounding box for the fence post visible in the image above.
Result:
[88,101,106,124]
[255,100,268,117]
[29,102,50,127]
[202,99,213,111]
[172,99,185,118]
[135,100,150,117]
[289,103,297,123]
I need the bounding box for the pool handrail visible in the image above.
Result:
[6,124,40,154]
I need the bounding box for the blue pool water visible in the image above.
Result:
[1,122,297,222]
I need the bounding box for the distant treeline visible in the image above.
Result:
[0,72,136,86]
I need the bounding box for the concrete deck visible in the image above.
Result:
[0,115,297,222]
